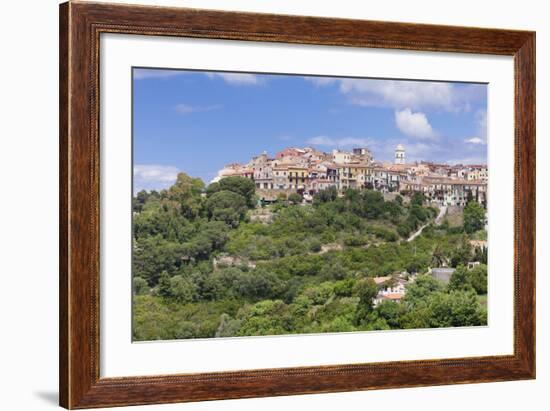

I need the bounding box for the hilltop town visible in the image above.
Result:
[133,144,489,340]
[213,145,488,208]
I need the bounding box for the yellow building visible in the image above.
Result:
[287,166,309,190]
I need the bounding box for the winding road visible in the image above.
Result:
[407,205,447,242]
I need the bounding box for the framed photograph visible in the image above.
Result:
[59,1,535,408]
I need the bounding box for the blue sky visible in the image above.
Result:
[133,68,487,192]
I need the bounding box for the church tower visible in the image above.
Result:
[395,144,405,164]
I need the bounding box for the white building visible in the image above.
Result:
[372,276,409,306]
[395,144,406,165]
[332,149,352,164]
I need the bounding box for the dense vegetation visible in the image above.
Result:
[132,173,487,341]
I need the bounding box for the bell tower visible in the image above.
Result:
[395,144,405,165]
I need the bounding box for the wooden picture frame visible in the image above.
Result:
[59,1,535,408]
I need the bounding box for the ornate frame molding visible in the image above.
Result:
[60,1,535,408]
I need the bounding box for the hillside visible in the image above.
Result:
[132,174,487,340]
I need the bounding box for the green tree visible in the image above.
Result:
[428,290,486,327]
[133,199,194,242]
[167,172,205,219]
[199,220,230,250]
[448,265,473,292]
[205,181,221,196]
[354,278,378,324]
[180,220,230,260]
[397,222,412,237]
[314,186,338,204]
[411,192,425,207]
[133,276,149,295]
[215,313,241,337]
[133,189,150,212]
[375,300,404,328]
[409,205,428,222]
[169,275,197,303]
[344,188,361,204]
[232,269,284,301]
[463,201,485,233]
[362,190,385,219]
[406,255,428,274]
[404,275,443,304]
[218,176,256,207]
[450,237,472,267]
[309,239,322,252]
[236,300,291,336]
[205,190,248,227]
[301,282,336,305]
[399,306,433,329]
[157,271,172,298]
[133,236,183,286]
[469,264,488,294]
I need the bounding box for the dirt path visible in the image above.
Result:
[407,205,447,242]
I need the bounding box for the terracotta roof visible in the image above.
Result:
[383,164,411,172]
[373,276,392,285]
[383,293,404,300]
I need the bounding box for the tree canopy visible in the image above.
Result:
[463,201,485,233]
[132,177,487,340]
[208,176,256,207]
[205,190,248,227]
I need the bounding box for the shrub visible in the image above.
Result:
[309,239,322,252]
[288,192,303,204]
[344,235,367,247]
[169,275,197,303]
[133,277,150,295]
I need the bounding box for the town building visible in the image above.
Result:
[212,144,488,208]
[373,276,409,306]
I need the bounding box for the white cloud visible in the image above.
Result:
[465,109,487,145]
[394,108,436,139]
[465,137,485,145]
[174,104,222,114]
[307,136,373,147]
[342,80,455,111]
[134,165,180,192]
[205,72,261,85]
[306,77,484,112]
[133,69,186,80]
